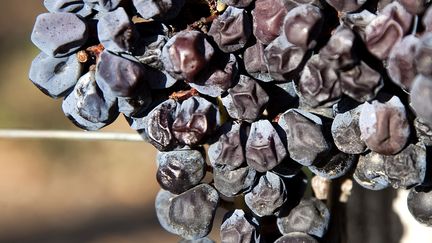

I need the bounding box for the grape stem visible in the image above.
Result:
[0,129,143,142]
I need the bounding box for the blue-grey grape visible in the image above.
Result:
[97,7,138,53]
[274,232,318,243]
[145,99,179,150]
[95,51,150,97]
[245,120,287,172]
[208,122,246,170]
[31,12,88,57]
[277,198,330,237]
[172,96,218,146]
[208,7,252,53]
[168,184,219,240]
[407,186,432,226]
[220,210,260,243]
[221,75,269,123]
[278,109,331,166]
[74,69,119,123]
[44,0,93,17]
[244,171,287,217]
[29,52,82,98]
[132,0,185,20]
[156,149,206,194]
[213,165,257,197]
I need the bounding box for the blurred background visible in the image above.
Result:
[0,1,431,243]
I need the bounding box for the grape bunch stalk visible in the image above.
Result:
[29,0,432,242]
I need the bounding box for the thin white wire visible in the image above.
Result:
[0,129,144,142]
[412,15,418,35]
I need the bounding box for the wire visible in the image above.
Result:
[0,129,144,142]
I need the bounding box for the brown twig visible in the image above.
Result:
[169,88,199,101]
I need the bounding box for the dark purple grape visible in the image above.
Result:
[398,0,426,15]
[274,232,318,243]
[331,105,367,154]
[221,75,269,123]
[423,6,432,32]
[282,4,323,49]
[264,36,306,81]
[97,7,137,53]
[155,189,179,234]
[378,1,395,13]
[252,0,294,44]
[161,30,214,82]
[188,54,238,97]
[407,186,432,226]
[244,171,287,217]
[132,0,185,20]
[136,34,167,71]
[320,25,357,70]
[245,120,287,172]
[208,122,246,170]
[117,87,152,118]
[136,34,179,89]
[278,109,331,166]
[309,152,357,179]
[172,96,218,146]
[213,165,257,197]
[339,61,382,102]
[415,118,432,146]
[354,151,390,190]
[168,184,219,240]
[415,33,432,77]
[208,7,252,53]
[387,35,421,91]
[383,143,426,189]
[29,52,82,98]
[298,55,341,108]
[220,210,260,243]
[145,99,179,151]
[74,70,119,123]
[62,85,113,131]
[325,0,366,12]
[156,149,206,194]
[380,1,413,34]
[95,51,149,97]
[277,198,330,237]
[243,40,272,82]
[364,15,404,60]
[344,10,377,33]
[31,12,88,57]
[359,96,410,155]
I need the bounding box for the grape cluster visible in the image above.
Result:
[29,0,432,241]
